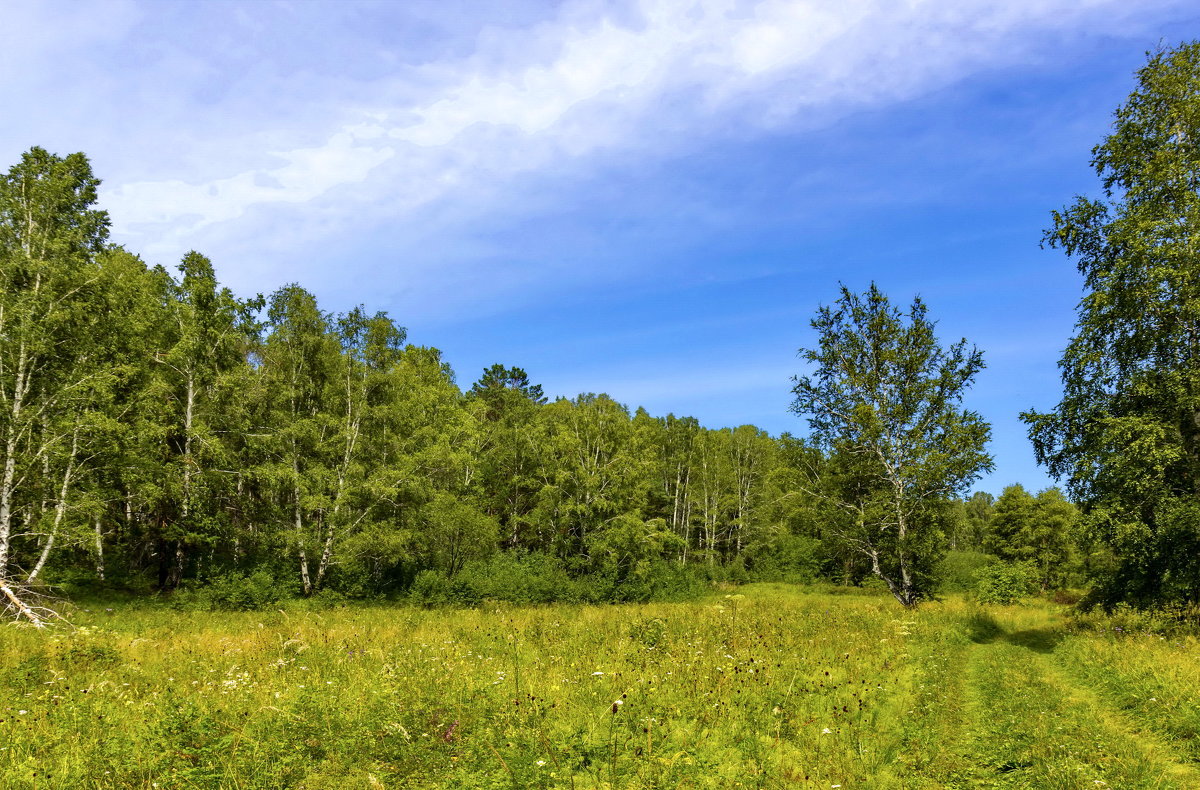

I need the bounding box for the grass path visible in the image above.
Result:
[911,607,1200,789]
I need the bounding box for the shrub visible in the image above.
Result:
[172,570,283,611]
[746,535,823,584]
[408,569,454,606]
[859,576,893,595]
[406,553,708,607]
[938,550,1000,592]
[458,552,579,605]
[409,553,580,607]
[974,562,1036,605]
[1069,600,1200,636]
[627,617,669,648]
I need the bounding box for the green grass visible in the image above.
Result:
[1,585,1199,788]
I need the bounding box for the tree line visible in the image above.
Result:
[0,142,1092,616]
[0,145,1079,612]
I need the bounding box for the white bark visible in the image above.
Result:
[1,581,47,628]
[93,516,104,581]
[27,425,78,583]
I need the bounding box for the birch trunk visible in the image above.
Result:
[296,478,312,595]
[93,516,104,581]
[0,340,30,576]
[27,426,78,583]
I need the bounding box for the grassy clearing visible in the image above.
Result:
[1,586,1199,789]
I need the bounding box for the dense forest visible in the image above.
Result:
[0,146,1086,612]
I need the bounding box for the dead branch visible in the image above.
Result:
[0,579,66,628]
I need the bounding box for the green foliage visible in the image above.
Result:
[985,484,1079,591]
[1024,42,1200,609]
[792,283,992,606]
[626,615,669,648]
[745,533,823,583]
[418,493,499,576]
[0,144,1078,621]
[171,570,283,611]
[974,561,1036,605]
[937,549,999,592]
[0,147,113,587]
[410,552,578,606]
[1068,599,1200,641]
[407,551,711,607]
[0,145,871,609]
[960,491,995,549]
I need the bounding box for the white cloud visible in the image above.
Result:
[108,129,394,231]
[76,0,1183,301]
[105,0,1175,235]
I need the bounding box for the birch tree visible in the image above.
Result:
[259,285,339,595]
[313,307,405,588]
[0,148,109,623]
[791,284,992,606]
[1023,42,1200,608]
[141,252,259,588]
[467,365,546,549]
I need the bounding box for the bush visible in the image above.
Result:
[627,617,669,648]
[409,553,580,607]
[606,560,709,603]
[171,570,283,611]
[938,550,1000,592]
[745,535,823,584]
[408,569,455,606]
[974,562,1035,605]
[859,576,893,595]
[406,553,709,607]
[459,553,580,604]
[1069,600,1200,636]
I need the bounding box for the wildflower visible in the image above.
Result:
[536,760,546,767]
[821,728,832,734]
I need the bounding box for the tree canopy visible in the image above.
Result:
[791,284,992,606]
[1023,41,1200,609]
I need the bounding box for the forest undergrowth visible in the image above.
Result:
[1,584,1198,789]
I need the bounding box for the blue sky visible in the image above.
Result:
[4,0,1199,494]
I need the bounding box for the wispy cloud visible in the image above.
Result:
[111,127,396,229]
[100,0,1179,270]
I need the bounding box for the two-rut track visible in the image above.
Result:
[900,609,1200,789]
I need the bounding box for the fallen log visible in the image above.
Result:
[0,580,56,628]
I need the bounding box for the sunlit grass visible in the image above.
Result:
[1,586,1198,788]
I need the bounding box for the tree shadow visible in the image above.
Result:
[1002,627,1063,654]
[966,612,1064,653]
[967,611,1004,643]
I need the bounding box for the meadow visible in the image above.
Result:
[1,585,1198,789]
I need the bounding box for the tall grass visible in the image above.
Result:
[1,586,1198,788]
